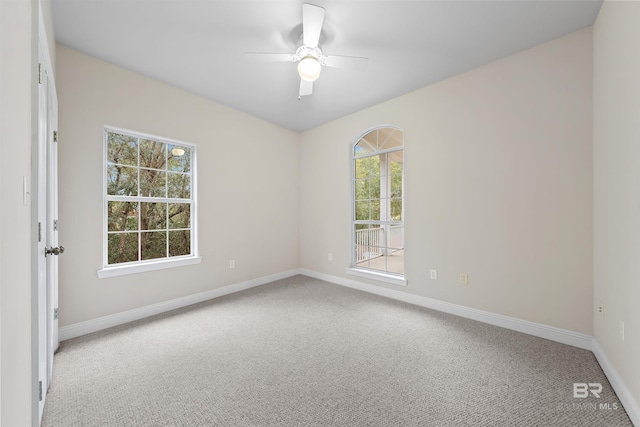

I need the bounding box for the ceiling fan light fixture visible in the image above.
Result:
[171,147,185,157]
[297,55,321,82]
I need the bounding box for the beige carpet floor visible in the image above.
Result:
[42,275,632,426]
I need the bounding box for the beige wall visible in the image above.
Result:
[300,29,594,334]
[0,0,37,425]
[56,45,299,326]
[593,0,640,409]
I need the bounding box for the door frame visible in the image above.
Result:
[33,6,59,425]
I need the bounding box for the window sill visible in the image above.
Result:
[97,256,202,279]
[345,267,407,286]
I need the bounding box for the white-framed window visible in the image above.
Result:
[346,126,406,286]
[98,127,200,279]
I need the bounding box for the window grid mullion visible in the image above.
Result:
[106,195,192,204]
[136,202,141,262]
[165,139,168,198]
[136,138,141,262]
[166,203,169,257]
[352,146,402,160]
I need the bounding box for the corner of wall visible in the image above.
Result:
[592,0,640,422]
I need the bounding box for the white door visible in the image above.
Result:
[36,47,49,422]
[36,41,59,424]
[46,58,60,385]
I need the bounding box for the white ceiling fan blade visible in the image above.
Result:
[302,3,325,48]
[299,79,313,97]
[245,53,296,63]
[323,55,369,72]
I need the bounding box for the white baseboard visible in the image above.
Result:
[299,269,593,350]
[59,269,299,341]
[592,340,640,426]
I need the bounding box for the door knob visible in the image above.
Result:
[45,246,65,256]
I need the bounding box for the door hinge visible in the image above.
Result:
[53,219,58,231]
[39,380,42,401]
[38,222,42,242]
[38,63,43,84]
[54,308,58,320]
[53,131,58,143]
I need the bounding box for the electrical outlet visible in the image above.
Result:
[229,260,235,269]
[430,269,437,280]
[598,303,604,319]
[328,253,333,261]
[460,273,469,285]
[619,320,625,341]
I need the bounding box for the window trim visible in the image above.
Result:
[347,125,406,286]
[345,267,407,286]
[98,126,199,279]
[98,256,202,279]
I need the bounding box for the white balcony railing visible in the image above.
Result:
[355,225,404,263]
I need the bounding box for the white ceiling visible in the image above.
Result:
[52,0,602,133]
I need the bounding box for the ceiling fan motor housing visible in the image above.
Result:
[295,45,323,63]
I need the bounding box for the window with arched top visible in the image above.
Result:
[349,127,405,284]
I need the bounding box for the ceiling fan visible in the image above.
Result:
[245,3,369,99]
